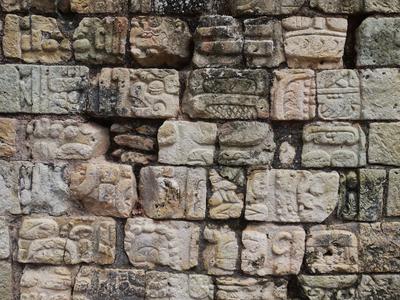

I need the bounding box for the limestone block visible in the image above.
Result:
[230,0,306,16]
[73,17,128,64]
[302,122,366,168]
[131,0,211,15]
[3,14,72,63]
[215,276,288,300]
[158,121,217,166]
[0,0,69,12]
[18,216,116,264]
[203,225,238,275]
[0,261,12,300]
[0,118,16,158]
[94,68,179,118]
[183,68,269,120]
[357,274,400,299]
[70,161,138,218]
[146,271,214,299]
[124,217,200,271]
[271,69,316,120]
[283,17,347,69]
[193,16,243,68]
[0,219,10,259]
[26,118,109,161]
[0,161,22,214]
[241,224,305,276]
[246,169,339,222]
[356,17,400,67]
[365,0,400,13]
[388,169,400,216]
[218,122,275,166]
[244,18,285,68]
[369,122,400,166]
[130,17,192,67]
[73,266,146,299]
[310,0,363,13]
[71,0,127,13]
[279,142,296,167]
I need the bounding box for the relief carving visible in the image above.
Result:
[71,0,127,13]
[230,0,306,15]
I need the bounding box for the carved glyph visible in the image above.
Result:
[230,0,306,15]
[71,0,127,13]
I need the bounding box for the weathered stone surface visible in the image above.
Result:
[271,69,316,120]
[357,274,400,299]
[124,217,200,271]
[71,0,127,13]
[193,16,243,68]
[0,118,16,158]
[242,224,305,276]
[0,0,69,12]
[310,0,363,13]
[3,14,71,63]
[70,161,138,218]
[283,17,348,69]
[183,68,269,120]
[279,142,296,167]
[18,216,116,264]
[302,122,366,168]
[73,17,128,64]
[26,118,109,161]
[244,18,285,68]
[218,122,275,166]
[337,171,359,221]
[0,219,10,259]
[216,276,288,300]
[0,261,12,300]
[230,0,306,15]
[139,166,207,220]
[0,161,22,214]
[130,17,192,67]
[356,17,400,67]
[388,169,400,216]
[365,0,400,13]
[158,121,217,166]
[203,225,238,275]
[94,68,180,118]
[73,266,145,299]
[246,169,339,222]
[369,122,400,166]
[131,0,211,15]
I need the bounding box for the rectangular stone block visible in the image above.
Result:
[0,65,89,114]
[124,217,200,271]
[131,0,212,15]
[388,169,400,216]
[0,0,68,12]
[302,122,366,168]
[358,274,400,298]
[183,68,269,120]
[246,169,339,223]
[283,17,348,69]
[241,224,305,276]
[0,219,10,259]
[369,122,400,166]
[0,161,22,215]
[18,216,116,264]
[310,0,363,13]
[230,0,306,15]
[139,166,207,220]
[71,0,127,13]
[364,0,400,13]
[0,261,12,300]
[0,118,16,158]
[158,121,217,166]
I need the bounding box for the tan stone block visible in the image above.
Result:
[279,142,296,167]
[0,118,16,158]
[0,261,12,300]
[369,122,400,166]
[358,274,400,298]
[0,218,10,259]
[0,0,69,12]
[298,275,359,299]
[365,0,400,13]
[388,169,400,216]
[70,0,127,13]
[230,0,305,16]
[0,161,22,215]
[310,0,363,13]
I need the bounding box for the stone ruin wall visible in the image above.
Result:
[1,0,400,299]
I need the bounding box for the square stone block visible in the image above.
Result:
[369,122,400,166]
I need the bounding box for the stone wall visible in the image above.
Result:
[0,0,400,299]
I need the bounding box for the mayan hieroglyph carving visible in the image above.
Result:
[357,274,400,298]
[230,0,306,15]
[70,0,127,13]
[0,0,69,12]
[0,118,16,158]
[310,0,363,13]
[130,0,211,15]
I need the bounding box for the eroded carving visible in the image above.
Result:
[71,0,127,13]
[230,0,306,15]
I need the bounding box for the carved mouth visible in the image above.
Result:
[206,105,258,119]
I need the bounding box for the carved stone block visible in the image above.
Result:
[358,274,400,298]
[0,219,10,259]
[71,0,127,13]
[0,261,12,300]
[302,122,366,168]
[0,0,69,12]
[388,169,400,217]
[130,17,192,67]
[0,118,16,158]
[183,68,269,120]
[230,0,306,16]
[283,17,348,69]
[193,16,243,68]
[70,161,138,218]
[158,121,217,166]
[246,169,339,222]
[310,0,363,13]
[364,0,400,12]
[94,68,180,118]
[124,217,200,271]
[0,161,22,214]
[26,118,109,161]
[241,224,305,276]
[131,0,211,15]
[369,122,400,166]
[18,216,116,264]
[73,17,128,64]
[0,65,89,114]
[271,69,316,120]
[3,14,72,63]
[218,121,275,166]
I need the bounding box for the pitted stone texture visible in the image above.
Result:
[388,169,400,216]
[244,18,285,68]
[139,166,207,220]
[271,69,316,120]
[70,161,138,218]
[71,0,127,13]
[73,17,128,65]
[131,0,211,15]
[0,65,89,114]
[124,217,200,271]
[218,122,275,166]
[193,16,243,68]
[0,261,12,300]
[158,121,217,166]
[183,68,269,120]
[130,17,192,67]
[203,225,238,275]
[279,142,296,167]
[283,17,348,69]
[357,17,400,67]
[241,224,305,276]
[0,219,10,259]
[73,266,146,299]
[3,14,71,64]
[0,161,22,215]
[302,122,367,168]
[230,0,306,16]
[26,118,109,161]
[358,274,400,299]
[310,0,363,13]
[94,68,179,118]
[0,0,69,12]
[246,169,339,222]
[369,122,400,166]
[216,277,288,300]
[0,118,16,158]
[365,0,400,13]
[18,216,116,264]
